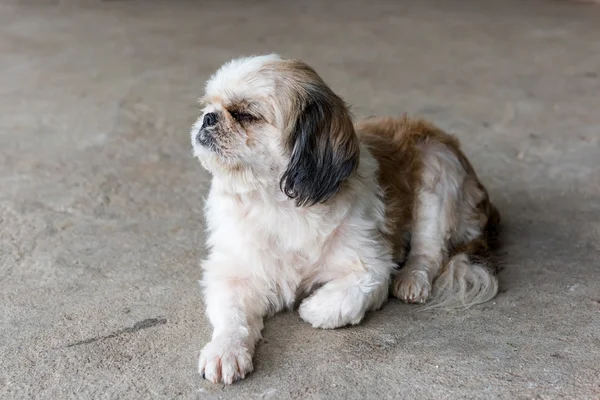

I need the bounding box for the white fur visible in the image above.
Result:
[428,254,499,310]
[205,54,282,101]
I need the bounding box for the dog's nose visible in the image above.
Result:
[202,112,217,129]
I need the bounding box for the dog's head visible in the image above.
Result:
[191,54,359,206]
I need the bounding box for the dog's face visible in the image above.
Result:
[191,54,359,206]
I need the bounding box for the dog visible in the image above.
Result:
[190,54,500,384]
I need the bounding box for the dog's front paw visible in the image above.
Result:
[199,338,253,384]
[299,285,366,329]
[393,270,431,303]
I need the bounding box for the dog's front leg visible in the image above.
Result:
[199,263,267,384]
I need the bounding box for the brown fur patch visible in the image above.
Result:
[356,115,499,266]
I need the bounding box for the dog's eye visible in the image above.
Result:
[230,111,256,123]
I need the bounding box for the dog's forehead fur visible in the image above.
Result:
[204,54,283,105]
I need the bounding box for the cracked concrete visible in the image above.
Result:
[1,0,599,399]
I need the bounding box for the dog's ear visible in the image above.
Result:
[280,88,359,207]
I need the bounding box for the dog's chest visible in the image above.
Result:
[249,197,328,253]
[209,191,333,264]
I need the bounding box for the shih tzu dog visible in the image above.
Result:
[191,54,500,384]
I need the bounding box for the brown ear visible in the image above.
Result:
[280,84,359,207]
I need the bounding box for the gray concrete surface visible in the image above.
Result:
[1,0,599,399]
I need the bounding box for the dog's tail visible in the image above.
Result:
[426,204,501,310]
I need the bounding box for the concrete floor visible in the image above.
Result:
[1,0,599,399]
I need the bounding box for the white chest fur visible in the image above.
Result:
[201,145,394,311]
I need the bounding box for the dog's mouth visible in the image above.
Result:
[195,128,223,155]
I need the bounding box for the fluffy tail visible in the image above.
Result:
[426,204,501,310]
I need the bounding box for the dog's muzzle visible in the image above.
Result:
[196,129,213,147]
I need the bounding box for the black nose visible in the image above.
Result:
[202,112,217,128]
